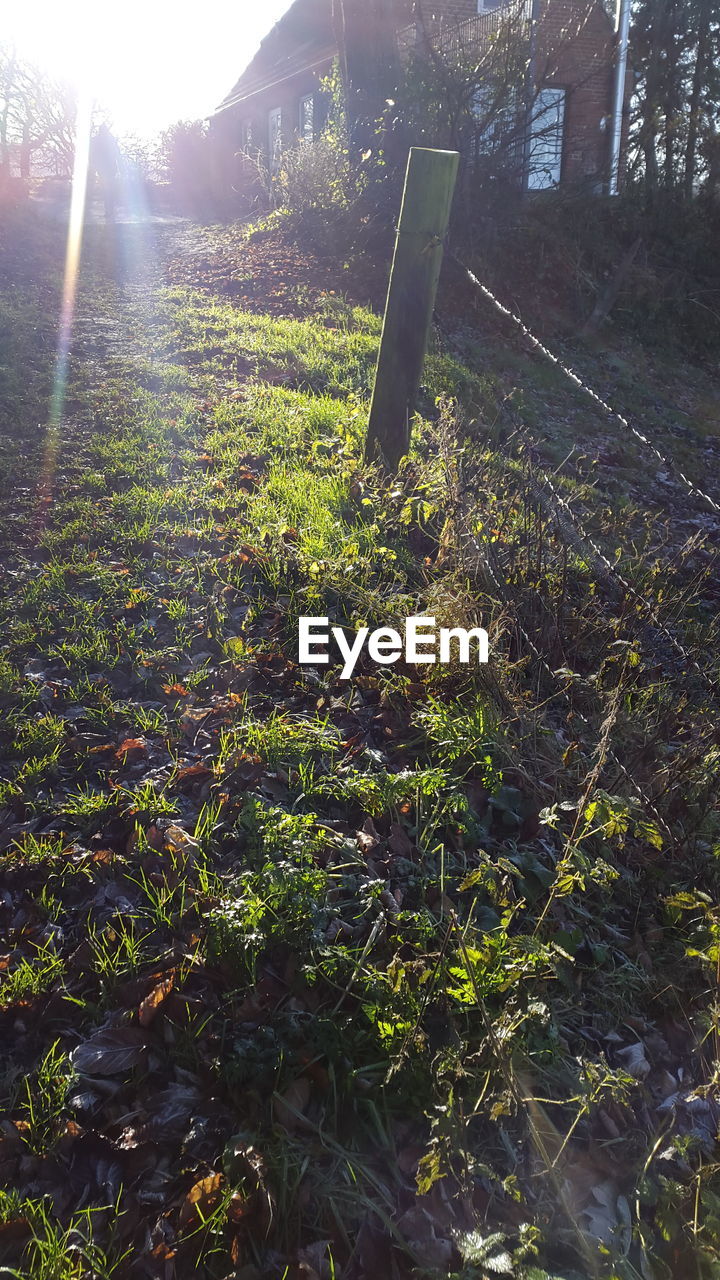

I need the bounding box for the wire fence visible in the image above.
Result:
[450,253,720,517]
[437,251,720,820]
[447,251,720,685]
[460,485,676,839]
[522,451,719,700]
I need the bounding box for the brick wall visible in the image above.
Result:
[211,60,333,201]
[536,0,615,185]
[212,0,621,199]
[404,0,618,187]
[246,64,333,155]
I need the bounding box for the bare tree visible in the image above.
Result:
[391,1,573,198]
[0,45,78,180]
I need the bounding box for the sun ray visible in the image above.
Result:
[35,90,94,533]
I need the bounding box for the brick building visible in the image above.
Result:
[211,0,624,200]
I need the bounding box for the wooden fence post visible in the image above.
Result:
[365,147,459,471]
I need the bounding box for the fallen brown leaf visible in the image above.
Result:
[139,973,175,1027]
[115,737,148,763]
[178,1172,225,1232]
[70,1026,147,1076]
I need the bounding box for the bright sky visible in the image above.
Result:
[4,0,292,137]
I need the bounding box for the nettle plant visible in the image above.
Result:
[207,858,332,984]
[535,790,663,926]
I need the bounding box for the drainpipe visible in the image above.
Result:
[609,0,631,195]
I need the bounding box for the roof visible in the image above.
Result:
[215,0,335,115]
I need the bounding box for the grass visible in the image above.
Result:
[0,944,66,1008]
[0,1188,131,1280]
[0,210,718,1280]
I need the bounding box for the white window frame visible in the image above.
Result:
[527,87,566,190]
[299,94,314,143]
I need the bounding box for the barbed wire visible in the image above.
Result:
[436,292,719,705]
[433,252,718,832]
[523,457,720,703]
[462,515,674,839]
[450,254,720,517]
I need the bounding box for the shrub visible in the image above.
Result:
[275,64,366,215]
[276,136,357,214]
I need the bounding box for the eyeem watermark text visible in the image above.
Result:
[299,616,490,680]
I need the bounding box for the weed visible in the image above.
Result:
[0,944,66,1008]
[413,692,499,782]
[0,1191,131,1279]
[15,1042,76,1155]
[88,919,158,993]
[0,208,718,1280]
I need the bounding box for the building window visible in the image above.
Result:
[268,107,282,170]
[299,94,314,143]
[527,87,566,189]
[471,85,519,166]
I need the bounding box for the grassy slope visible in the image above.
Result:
[0,213,719,1280]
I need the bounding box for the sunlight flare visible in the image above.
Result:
[50,89,93,427]
[36,91,93,532]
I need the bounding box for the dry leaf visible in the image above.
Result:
[388,822,414,857]
[176,763,213,791]
[164,825,201,858]
[178,1172,225,1232]
[71,1026,147,1076]
[115,737,148,762]
[617,1041,651,1080]
[357,817,380,854]
[138,973,175,1027]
